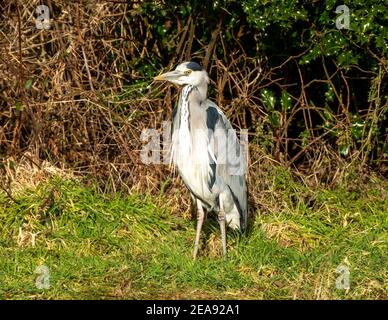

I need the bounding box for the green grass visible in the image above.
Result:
[0,174,387,299]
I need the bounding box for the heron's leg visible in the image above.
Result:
[190,194,197,220]
[218,201,227,259]
[193,199,205,260]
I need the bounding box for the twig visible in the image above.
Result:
[0,184,20,205]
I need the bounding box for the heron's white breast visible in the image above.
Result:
[171,86,214,203]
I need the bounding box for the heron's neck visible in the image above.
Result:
[181,83,208,104]
[195,82,208,102]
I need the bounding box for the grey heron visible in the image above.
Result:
[154,61,247,259]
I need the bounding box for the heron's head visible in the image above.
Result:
[154,61,209,87]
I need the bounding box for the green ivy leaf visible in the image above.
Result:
[261,89,276,111]
[280,90,292,111]
[268,111,280,127]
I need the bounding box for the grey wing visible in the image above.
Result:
[204,100,248,229]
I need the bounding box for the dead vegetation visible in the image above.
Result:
[0,0,386,215]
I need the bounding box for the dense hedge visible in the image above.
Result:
[129,0,387,168]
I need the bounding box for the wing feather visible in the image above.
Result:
[203,100,247,229]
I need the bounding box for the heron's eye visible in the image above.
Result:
[184,70,192,76]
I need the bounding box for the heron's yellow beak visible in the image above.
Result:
[153,74,165,81]
[153,70,181,82]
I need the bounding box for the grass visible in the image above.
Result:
[0,171,387,300]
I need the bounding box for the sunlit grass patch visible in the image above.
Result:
[0,171,387,299]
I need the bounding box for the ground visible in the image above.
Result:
[0,166,387,299]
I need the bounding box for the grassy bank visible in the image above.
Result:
[0,172,387,299]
